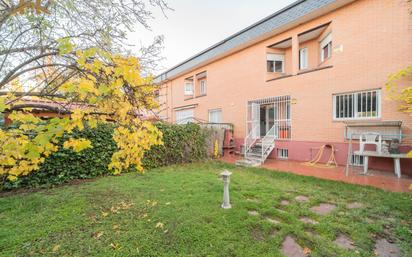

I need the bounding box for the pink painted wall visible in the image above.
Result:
[159,0,412,174]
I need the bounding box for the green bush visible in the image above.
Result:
[142,122,208,169]
[2,123,118,189]
[1,122,208,190]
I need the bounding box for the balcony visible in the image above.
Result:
[266,38,293,81]
[265,22,334,82]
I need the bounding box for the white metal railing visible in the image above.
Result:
[244,123,259,158]
[260,124,277,160]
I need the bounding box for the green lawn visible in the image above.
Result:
[0,162,411,257]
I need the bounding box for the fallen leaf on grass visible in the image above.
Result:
[101,211,109,217]
[112,224,120,230]
[52,245,60,252]
[92,231,104,239]
[119,201,133,209]
[146,200,158,207]
[156,222,164,229]
[110,207,119,214]
[110,243,120,250]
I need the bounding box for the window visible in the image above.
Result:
[350,154,364,167]
[320,33,332,62]
[333,89,381,120]
[208,109,222,123]
[299,48,308,70]
[200,80,207,95]
[277,148,288,159]
[184,83,194,96]
[176,109,194,124]
[267,53,284,73]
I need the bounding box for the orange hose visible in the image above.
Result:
[304,144,338,167]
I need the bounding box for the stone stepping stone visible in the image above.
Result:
[295,195,309,202]
[346,202,363,209]
[311,203,336,215]
[266,217,280,224]
[246,198,259,203]
[334,234,355,250]
[248,210,259,216]
[281,200,290,206]
[282,236,306,257]
[300,217,318,225]
[251,228,265,241]
[374,238,400,257]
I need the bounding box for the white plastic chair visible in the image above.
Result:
[359,132,382,154]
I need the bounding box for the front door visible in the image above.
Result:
[260,105,275,137]
[246,96,291,141]
[246,102,260,139]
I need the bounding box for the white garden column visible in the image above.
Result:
[220,170,232,209]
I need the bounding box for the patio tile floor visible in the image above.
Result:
[222,156,412,192]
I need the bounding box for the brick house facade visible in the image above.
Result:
[156,0,412,173]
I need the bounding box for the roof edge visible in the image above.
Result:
[158,0,307,78]
[156,0,355,83]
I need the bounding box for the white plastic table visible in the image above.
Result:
[353,150,409,178]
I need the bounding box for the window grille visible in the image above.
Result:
[350,154,364,167]
[333,89,381,120]
[277,148,289,159]
[247,95,291,140]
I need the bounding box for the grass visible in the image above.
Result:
[0,161,411,257]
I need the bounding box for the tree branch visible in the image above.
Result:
[0,51,60,88]
[0,91,67,98]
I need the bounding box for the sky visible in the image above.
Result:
[128,0,296,74]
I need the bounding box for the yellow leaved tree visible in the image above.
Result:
[386,66,412,158]
[0,48,163,180]
[0,0,169,181]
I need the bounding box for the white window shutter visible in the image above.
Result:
[267,53,284,62]
[320,33,332,48]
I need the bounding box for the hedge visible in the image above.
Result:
[1,122,209,190]
[142,122,208,169]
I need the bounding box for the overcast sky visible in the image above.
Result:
[128,0,296,74]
